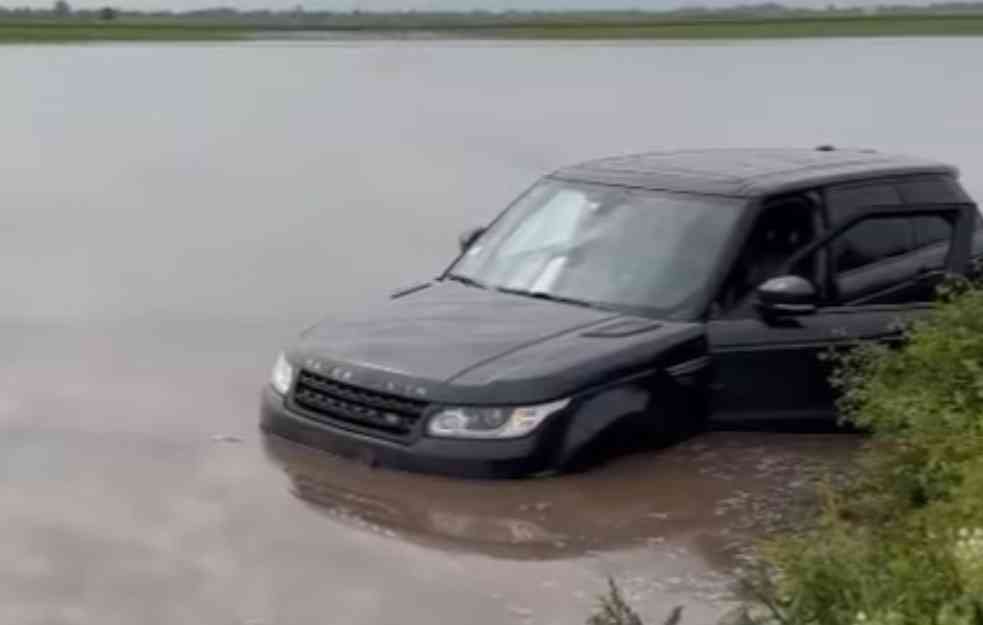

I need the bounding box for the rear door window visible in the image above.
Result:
[911,214,954,249]
[908,215,954,273]
[827,182,906,276]
[830,213,955,305]
[834,218,912,273]
[816,178,976,305]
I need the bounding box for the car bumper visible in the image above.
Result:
[259,387,560,479]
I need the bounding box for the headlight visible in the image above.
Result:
[426,399,570,439]
[271,352,295,395]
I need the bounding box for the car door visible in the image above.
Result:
[708,182,973,425]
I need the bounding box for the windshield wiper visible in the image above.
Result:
[444,274,488,290]
[494,287,610,311]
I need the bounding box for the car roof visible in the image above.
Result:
[550,147,958,198]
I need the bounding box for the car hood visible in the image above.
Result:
[291,281,704,404]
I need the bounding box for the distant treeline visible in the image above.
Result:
[3,1,983,24]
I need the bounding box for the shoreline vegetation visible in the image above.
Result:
[592,282,983,624]
[4,5,983,42]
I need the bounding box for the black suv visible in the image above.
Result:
[261,148,982,478]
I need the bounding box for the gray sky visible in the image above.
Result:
[14,0,936,12]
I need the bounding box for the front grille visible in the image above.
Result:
[291,370,428,440]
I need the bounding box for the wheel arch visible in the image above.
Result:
[552,367,700,470]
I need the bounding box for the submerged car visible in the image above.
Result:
[261,147,982,478]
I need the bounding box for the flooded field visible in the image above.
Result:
[0,320,859,625]
[2,38,982,624]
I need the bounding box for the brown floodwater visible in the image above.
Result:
[3,38,981,625]
[0,319,859,625]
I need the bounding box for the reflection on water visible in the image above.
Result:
[2,38,981,624]
[1,318,860,622]
[263,430,859,563]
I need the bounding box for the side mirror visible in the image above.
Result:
[458,226,486,252]
[755,275,818,318]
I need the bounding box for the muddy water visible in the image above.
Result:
[0,320,858,625]
[2,38,982,625]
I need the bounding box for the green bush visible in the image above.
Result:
[759,284,983,625]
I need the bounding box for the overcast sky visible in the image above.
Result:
[14,0,938,12]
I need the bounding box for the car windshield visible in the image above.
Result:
[449,179,744,318]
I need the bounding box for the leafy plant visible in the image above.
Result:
[588,285,983,625]
[755,284,983,625]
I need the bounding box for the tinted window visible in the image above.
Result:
[911,215,953,249]
[833,216,915,304]
[831,212,959,305]
[910,215,953,273]
[895,176,972,204]
[827,182,901,224]
[835,218,912,273]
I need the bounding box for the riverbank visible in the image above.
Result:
[0,22,247,41]
[3,13,983,43]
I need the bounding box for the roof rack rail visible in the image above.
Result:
[815,145,879,154]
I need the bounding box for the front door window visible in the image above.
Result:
[714,194,821,316]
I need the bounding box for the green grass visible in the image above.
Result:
[459,14,983,39]
[0,22,250,42]
[3,13,983,42]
